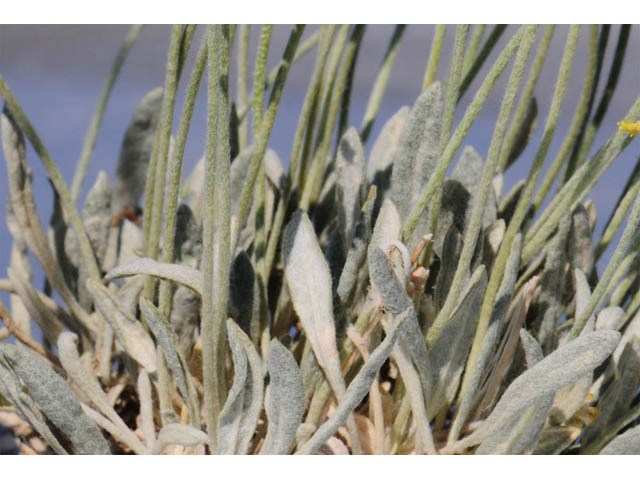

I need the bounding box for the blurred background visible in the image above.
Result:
[0,24,638,315]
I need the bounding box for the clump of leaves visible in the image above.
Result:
[1,24,640,455]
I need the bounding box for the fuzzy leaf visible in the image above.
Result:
[106,258,203,296]
[261,339,305,455]
[112,87,163,215]
[0,344,110,454]
[452,145,497,229]
[335,127,366,250]
[447,330,621,452]
[58,332,148,454]
[139,297,198,422]
[86,278,157,372]
[390,82,442,219]
[476,330,553,454]
[217,320,264,455]
[368,245,433,400]
[428,265,486,418]
[152,423,210,454]
[600,425,640,455]
[283,211,344,395]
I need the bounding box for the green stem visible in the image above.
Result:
[264,25,335,282]
[532,25,598,214]
[457,24,507,102]
[360,25,406,143]
[404,26,526,239]
[0,76,101,283]
[454,26,578,423]
[71,25,143,202]
[426,25,536,348]
[498,25,555,172]
[461,25,486,79]
[143,25,185,299]
[440,25,468,153]
[231,25,305,253]
[422,25,446,91]
[157,38,208,318]
[237,25,251,150]
[202,24,232,449]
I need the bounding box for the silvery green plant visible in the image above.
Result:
[1,24,639,455]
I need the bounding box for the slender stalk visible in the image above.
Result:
[573,25,631,168]
[440,25,469,153]
[252,26,273,284]
[265,27,321,87]
[595,155,640,261]
[462,25,486,79]
[202,24,232,449]
[237,25,251,150]
[563,25,611,181]
[252,25,273,139]
[297,24,350,210]
[422,25,446,91]
[426,25,536,348]
[0,76,101,283]
[264,25,335,281]
[457,24,507,102]
[301,25,367,210]
[570,165,640,338]
[522,95,640,264]
[71,25,143,202]
[532,25,598,213]
[143,25,185,300]
[157,38,208,318]
[231,26,305,253]
[453,26,578,427]
[404,26,526,239]
[337,25,366,143]
[360,25,406,143]
[498,25,555,172]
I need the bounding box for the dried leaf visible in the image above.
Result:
[296,312,404,455]
[57,332,148,454]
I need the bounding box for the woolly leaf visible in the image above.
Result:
[152,423,210,454]
[283,211,344,396]
[261,339,305,455]
[218,321,263,455]
[428,265,486,418]
[600,425,640,455]
[106,258,203,296]
[446,330,621,452]
[0,344,110,454]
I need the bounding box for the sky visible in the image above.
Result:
[0,24,639,315]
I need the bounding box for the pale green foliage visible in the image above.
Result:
[1,24,639,455]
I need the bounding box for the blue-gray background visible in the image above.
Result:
[0,24,638,311]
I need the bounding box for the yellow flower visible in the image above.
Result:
[618,121,640,137]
